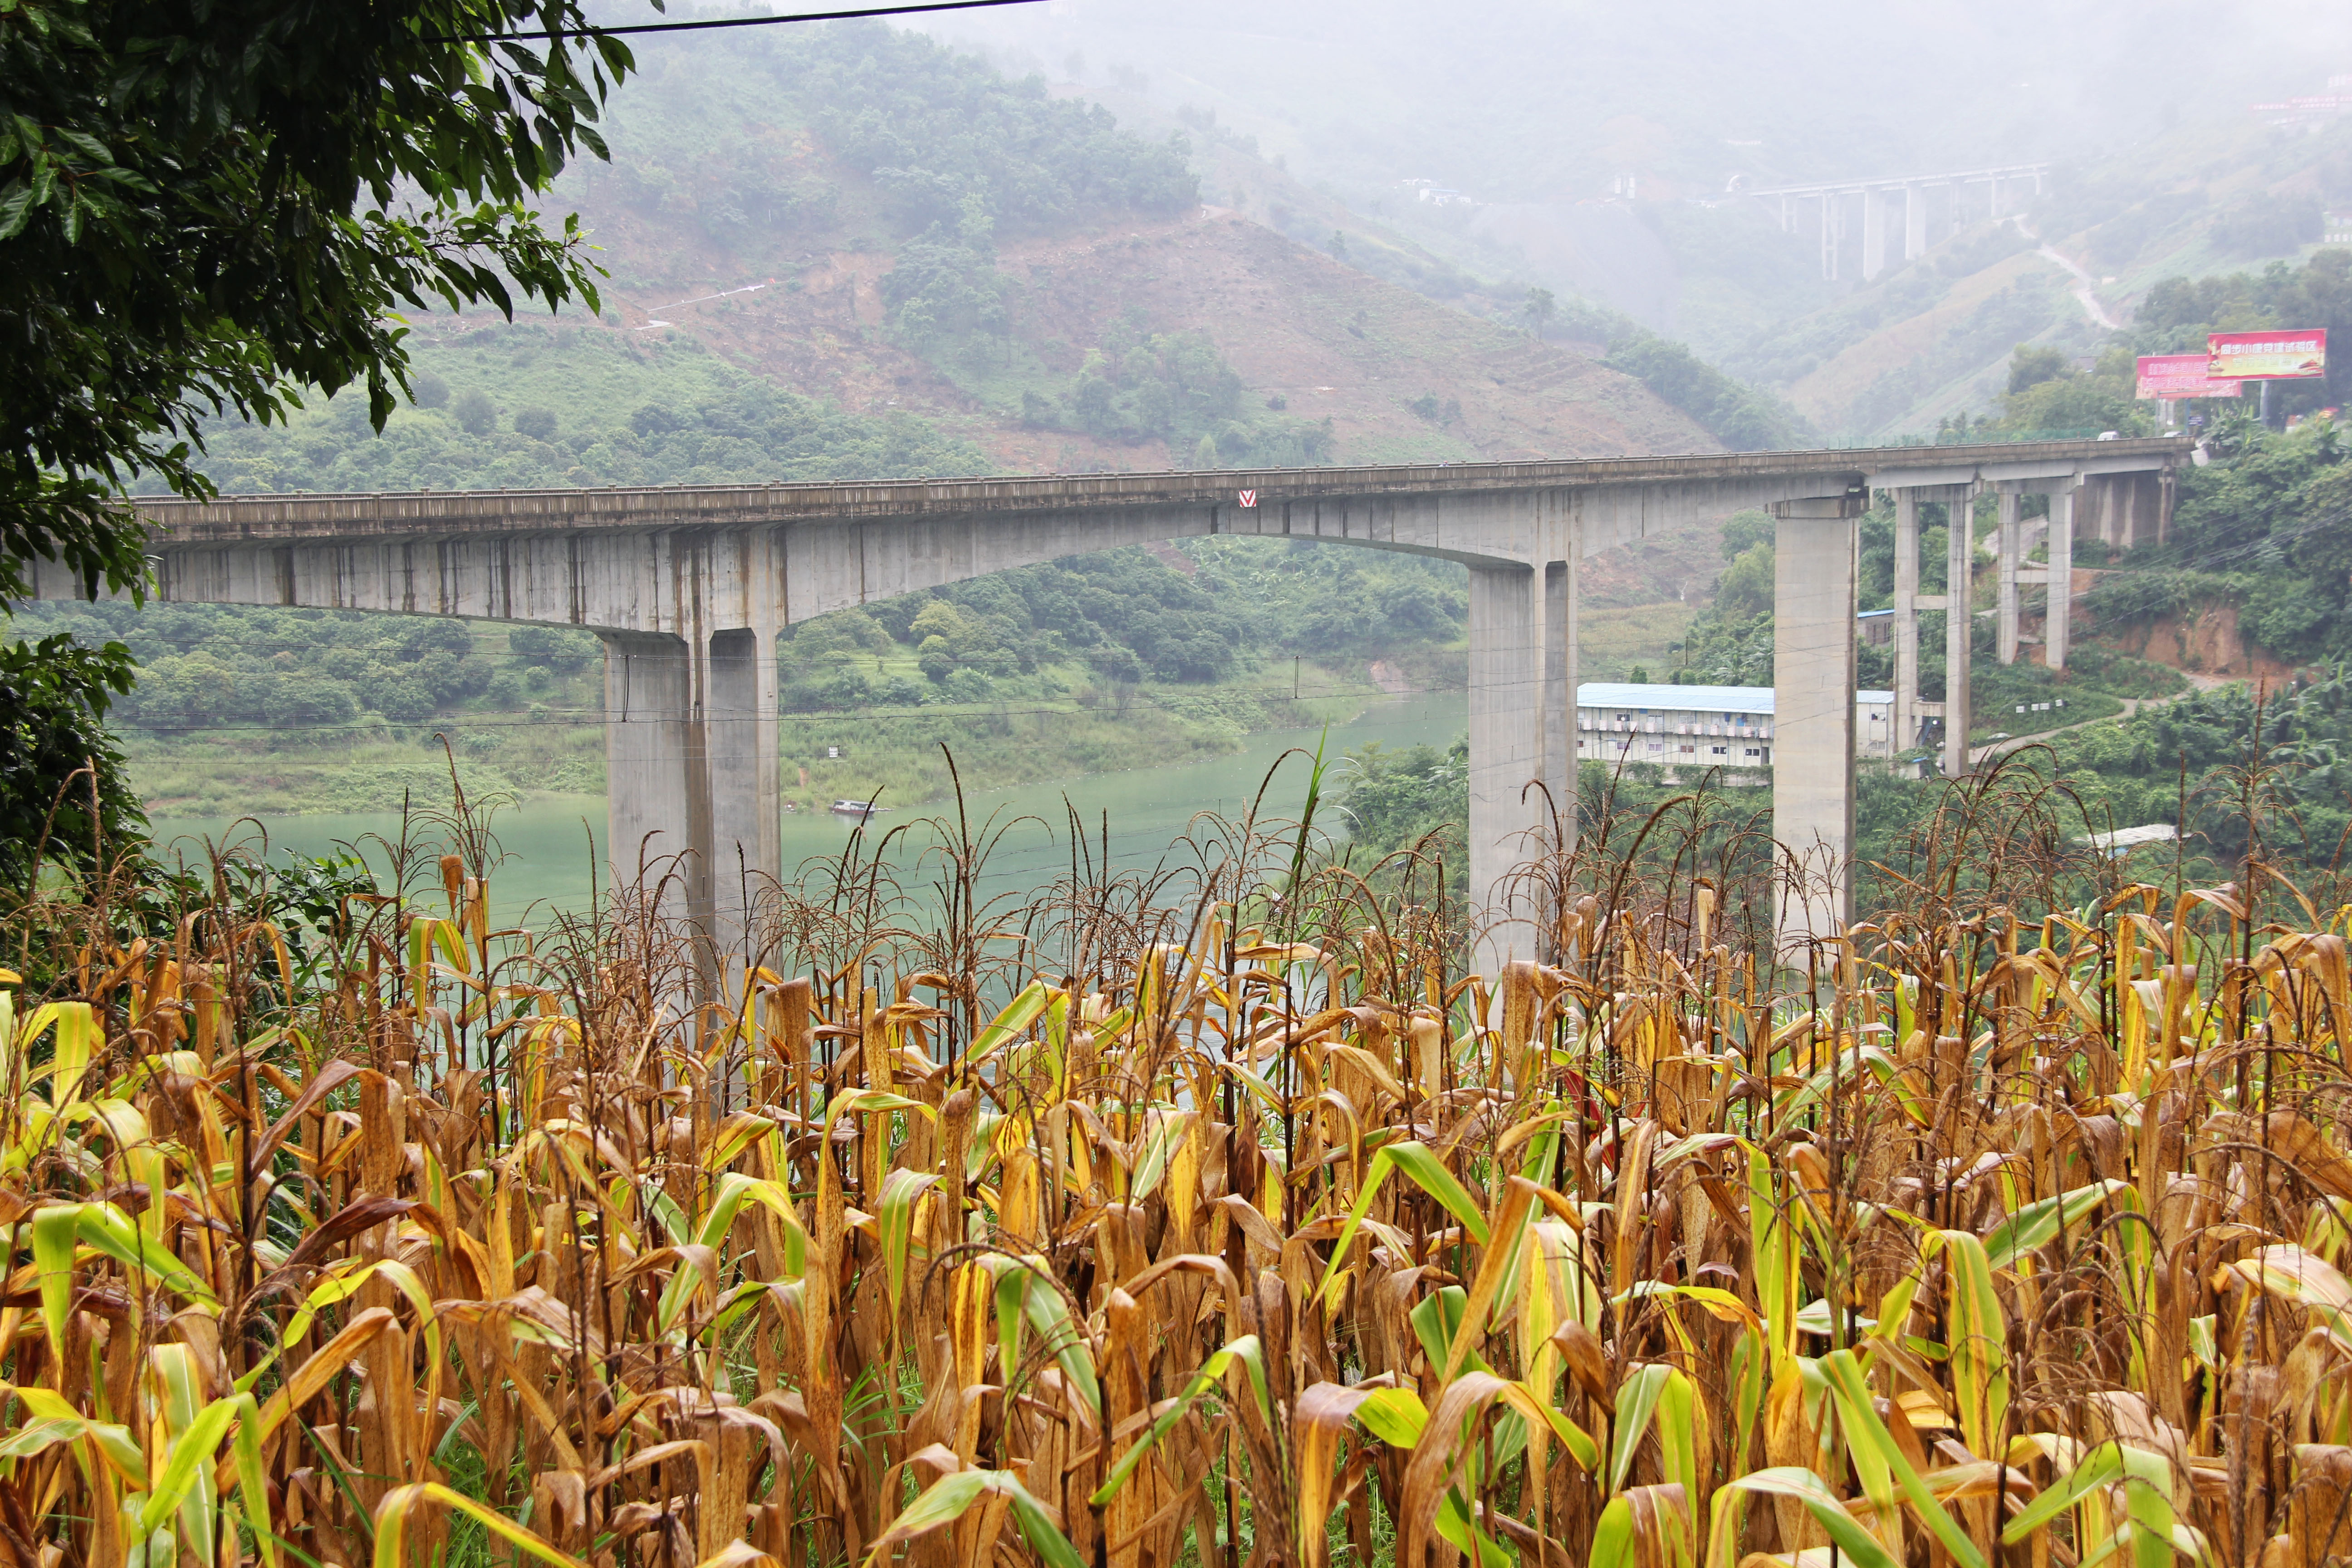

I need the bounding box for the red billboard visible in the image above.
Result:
[2136,354,2242,399]
[2207,330,2328,380]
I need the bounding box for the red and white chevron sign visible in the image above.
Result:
[1237,489,1258,508]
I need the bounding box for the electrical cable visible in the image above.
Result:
[427,0,1042,45]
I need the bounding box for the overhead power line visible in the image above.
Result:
[432,0,1042,44]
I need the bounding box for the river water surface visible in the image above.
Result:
[151,694,1464,928]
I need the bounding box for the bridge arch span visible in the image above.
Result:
[44,442,2184,970]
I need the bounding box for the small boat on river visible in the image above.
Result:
[830,799,888,820]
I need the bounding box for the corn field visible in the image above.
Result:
[7,758,2352,1568]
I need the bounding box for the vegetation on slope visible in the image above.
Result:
[165,325,992,495]
[16,530,1472,817]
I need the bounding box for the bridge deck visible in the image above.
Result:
[130,437,2188,544]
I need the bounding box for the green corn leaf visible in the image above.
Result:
[864,1470,1085,1568]
[137,1396,239,1534]
[1819,1348,1987,1568]
[1982,1179,2129,1271]
[1089,1335,1266,1505]
[1933,1230,2010,1463]
[876,1168,942,1323]
[1588,1496,1637,1568]
[988,1255,1099,1411]
[1610,1363,1672,1496]
[32,1204,79,1358]
[1352,1387,1430,1449]
[1317,1140,1491,1306]
[372,1481,584,1567]
[230,1393,275,1568]
[2002,1441,2124,1543]
[1720,1468,1905,1568]
[971,979,1055,1058]
[74,1202,219,1308]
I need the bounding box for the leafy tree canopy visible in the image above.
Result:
[1,0,641,609]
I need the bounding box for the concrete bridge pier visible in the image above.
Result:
[602,624,780,968]
[2080,470,2166,550]
[1945,486,1978,777]
[2044,481,2075,671]
[1467,551,1576,974]
[1892,490,1922,758]
[1996,488,2024,664]
[1772,493,1865,949]
[1992,479,2078,672]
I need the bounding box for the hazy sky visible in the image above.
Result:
[920,0,2352,203]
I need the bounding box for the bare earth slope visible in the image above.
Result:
[578,204,1719,472]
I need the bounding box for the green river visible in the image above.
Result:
[149,694,1464,928]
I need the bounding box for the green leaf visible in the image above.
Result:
[32,1204,78,1357]
[0,1416,90,1460]
[1317,1140,1490,1306]
[988,1255,1099,1412]
[1933,1230,2011,1464]
[865,1470,1086,1568]
[1983,1180,2128,1271]
[1588,1496,1637,1568]
[231,1393,276,1568]
[971,979,1054,1058]
[1721,1468,1905,1568]
[2002,1441,2123,1543]
[876,1169,942,1324]
[1610,1363,1672,1495]
[1088,1336,1266,1506]
[1352,1387,1430,1449]
[1819,1348,1987,1568]
[138,1396,240,1534]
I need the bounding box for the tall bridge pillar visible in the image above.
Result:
[1996,488,2024,665]
[1468,552,1576,973]
[1862,188,1889,280]
[1892,489,1922,760]
[2045,481,2076,671]
[1771,493,1865,951]
[1945,486,1978,778]
[601,626,780,972]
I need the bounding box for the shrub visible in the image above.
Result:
[451,388,498,436]
[375,676,435,721]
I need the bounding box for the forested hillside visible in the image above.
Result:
[35,19,1754,822]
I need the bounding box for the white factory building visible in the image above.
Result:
[1578,683,1900,779]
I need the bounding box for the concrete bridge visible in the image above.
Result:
[1741,162,2053,280]
[45,436,2185,962]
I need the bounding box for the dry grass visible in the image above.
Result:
[4,755,2352,1568]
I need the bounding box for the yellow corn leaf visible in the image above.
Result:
[372,1481,584,1568]
[2229,1245,2352,1355]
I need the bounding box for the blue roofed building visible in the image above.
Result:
[1577,682,1899,780]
